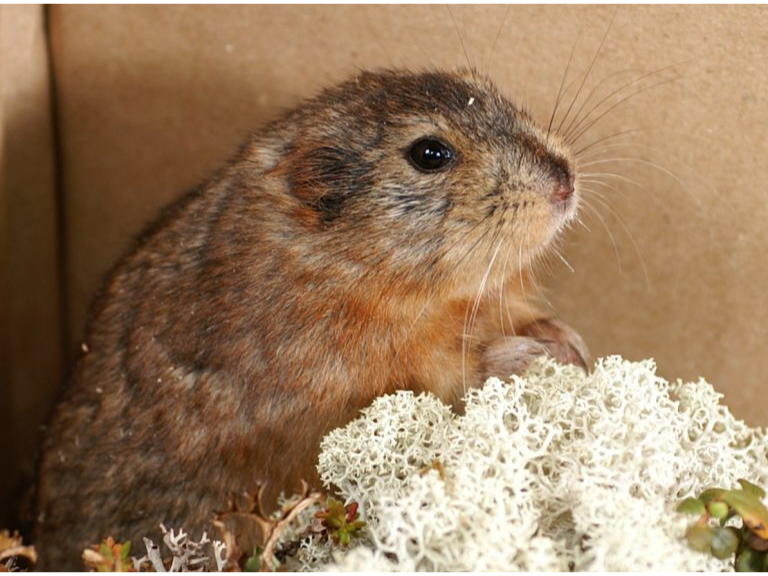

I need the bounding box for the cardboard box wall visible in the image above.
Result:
[2,4,767,528]
[1,5,61,528]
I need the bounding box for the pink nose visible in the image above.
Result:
[551,174,574,205]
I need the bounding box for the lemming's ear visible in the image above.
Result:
[282,140,374,224]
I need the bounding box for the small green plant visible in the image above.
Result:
[82,537,134,572]
[315,499,366,546]
[243,547,264,572]
[679,478,768,571]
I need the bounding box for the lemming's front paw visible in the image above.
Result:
[519,318,590,370]
[481,318,589,381]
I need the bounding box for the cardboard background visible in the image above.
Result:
[0,4,60,526]
[50,4,768,421]
[2,3,767,528]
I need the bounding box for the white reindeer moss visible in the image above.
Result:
[307,356,768,572]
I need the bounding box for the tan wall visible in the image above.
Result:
[0,5,61,527]
[2,3,767,528]
[0,6,8,529]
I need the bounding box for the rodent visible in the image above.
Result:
[33,68,589,569]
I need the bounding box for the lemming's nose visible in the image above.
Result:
[551,172,574,205]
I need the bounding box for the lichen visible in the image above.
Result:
[132,525,225,572]
[310,356,768,572]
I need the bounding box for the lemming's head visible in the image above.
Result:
[269,68,579,294]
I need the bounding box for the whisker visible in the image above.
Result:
[488,206,517,340]
[572,212,591,234]
[579,169,643,189]
[500,205,525,338]
[579,150,685,220]
[582,137,737,216]
[485,5,512,76]
[502,247,520,339]
[451,221,493,272]
[462,238,503,392]
[553,245,575,274]
[514,222,545,329]
[363,9,397,69]
[562,62,684,142]
[568,75,682,146]
[582,188,651,288]
[469,218,507,337]
[470,241,503,335]
[578,156,703,211]
[555,10,616,135]
[497,242,519,339]
[389,300,432,387]
[547,28,582,136]
[576,140,666,162]
[578,178,629,196]
[559,67,647,141]
[579,169,674,220]
[579,197,623,274]
[458,220,500,389]
[574,127,650,157]
[447,6,474,72]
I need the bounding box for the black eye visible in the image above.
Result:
[408,138,455,172]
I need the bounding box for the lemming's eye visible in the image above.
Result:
[408,138,455,172]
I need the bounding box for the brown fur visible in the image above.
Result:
[33,69,588,569]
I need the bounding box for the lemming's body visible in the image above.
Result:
[34,69,587,569]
